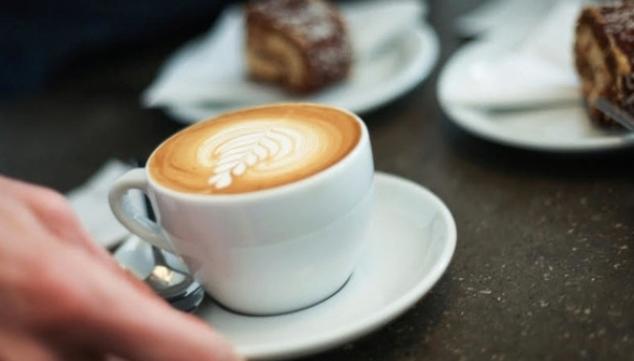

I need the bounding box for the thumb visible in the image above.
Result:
[91,293,242,361]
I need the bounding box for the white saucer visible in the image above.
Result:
[438,41,634,152]
[114,172,456,360]
[164,24,439,124]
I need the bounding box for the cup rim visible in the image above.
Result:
[146,102,370,202]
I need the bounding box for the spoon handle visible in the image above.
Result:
[142,192,171,267]
[595,97,634,131]
[133,158,204,311]
[151,243,170,267]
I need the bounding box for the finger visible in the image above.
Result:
[0,196,54,260]
[87,287,242,361]
[0,176,114,264]
[37,247,240,361]
[0,177,173,299]
[0,328,59,361]
[0,177,241,361]
[0,176,91,244]
[54,346,107,361]
[105,354,128,361]
[111,306,243,361]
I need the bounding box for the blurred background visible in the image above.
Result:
[2,0,232,97]
[2,0,477,189]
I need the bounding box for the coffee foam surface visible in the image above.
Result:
[150,105,360,194]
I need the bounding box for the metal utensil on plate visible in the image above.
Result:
[595,97,634,131]
[141,178,205,312]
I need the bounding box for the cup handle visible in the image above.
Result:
[108,168,175,253]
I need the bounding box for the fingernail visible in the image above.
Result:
[204,330,244,361]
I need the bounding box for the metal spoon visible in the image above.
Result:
[142,195,204,312]
[595,97,634,131]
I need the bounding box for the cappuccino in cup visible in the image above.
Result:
[150,104,361,194]
[110,103,374,315]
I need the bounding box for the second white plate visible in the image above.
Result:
[438,41,634,152]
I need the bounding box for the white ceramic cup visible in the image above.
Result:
[109,105,374,315]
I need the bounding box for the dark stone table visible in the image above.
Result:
[2,1,633,360]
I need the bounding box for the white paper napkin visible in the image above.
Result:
[455,0,552,40]
[143,0,425,108]
[449,0,583,109]
[67,160,140,248]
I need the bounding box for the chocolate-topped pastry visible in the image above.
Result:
[245,0,352,92]
[575,2,634,127]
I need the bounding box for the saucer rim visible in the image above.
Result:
[437,40,634,152]
[239,172,457,360]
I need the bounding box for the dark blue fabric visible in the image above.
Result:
[0,0,234,97]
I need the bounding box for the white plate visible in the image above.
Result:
[438,41,634,152]
[114,172,456,360]
[165,24,439,124]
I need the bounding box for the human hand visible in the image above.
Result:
[0,175,242,361]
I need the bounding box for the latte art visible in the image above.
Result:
[201,122,323,190]
[149,104,360,194]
